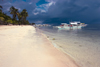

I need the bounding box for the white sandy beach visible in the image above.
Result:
[0,26,79,67]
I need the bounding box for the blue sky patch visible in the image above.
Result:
[36,0,49,6]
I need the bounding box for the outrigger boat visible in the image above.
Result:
[54,21,87,29]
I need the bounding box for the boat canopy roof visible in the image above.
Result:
[70,21,81,25]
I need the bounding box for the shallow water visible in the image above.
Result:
[38,24,100,67]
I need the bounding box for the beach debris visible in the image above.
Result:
[47,36,49,38]
[59,46,62,48]
[79,45,82,47]
[52,38,55,40]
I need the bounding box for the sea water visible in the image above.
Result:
[38,24,100,67]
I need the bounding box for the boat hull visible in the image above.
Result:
[57,26,82,29]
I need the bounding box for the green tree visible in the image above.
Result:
[32,23,35,25]
[10,6,18,20]
[3,13,11,20]
[0,17,4,21]
[12,20,18,25]
[6,20,13,24]
[0,17,4,25]
[24,20,29,25]
[0,5,3,13]
[17,12,22,25]
[0,5,29,25]
[21,9,28,24]
[0,13,12,25]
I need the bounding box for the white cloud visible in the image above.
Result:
[33,1,55,13]
[48,1,56,6]
[7,7,21,11]
[41,10,46,12]
[46,0,58,2]
[7,7,10,11]
[33,12,39,15]
[29,2,32,4]
[32,9,39,15]
[15,7,21,11]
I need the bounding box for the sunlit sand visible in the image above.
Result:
[0,26,79,67]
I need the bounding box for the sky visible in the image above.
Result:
[0,0,100,25]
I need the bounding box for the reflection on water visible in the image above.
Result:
[58,27,81,31]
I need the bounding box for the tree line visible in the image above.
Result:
[0,5,30,25]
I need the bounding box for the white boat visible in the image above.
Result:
[55,21,87,29]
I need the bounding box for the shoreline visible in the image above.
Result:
[41,33,76,61]
[0,26,79,67]
[36,28,80,66]
[39,27,100,67]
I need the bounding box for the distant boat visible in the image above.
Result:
[54,21,87,29]
[35,24,51,27]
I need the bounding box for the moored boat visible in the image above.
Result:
[55,21,87,29]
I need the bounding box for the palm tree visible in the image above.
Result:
[0,5,2,8]
[0,5,3,13]
[21,9,28,24]
[10,6,18,20]
[17,12,22,25]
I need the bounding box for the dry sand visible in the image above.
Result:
[0,26,79,67]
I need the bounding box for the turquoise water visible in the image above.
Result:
[38,24,100,67]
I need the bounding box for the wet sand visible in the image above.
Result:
[0,26,79,67]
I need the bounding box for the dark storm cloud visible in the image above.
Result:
[28,0,100,24]
[45,0,100,24]
[0,0,100,24]
[27,12,50,23]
